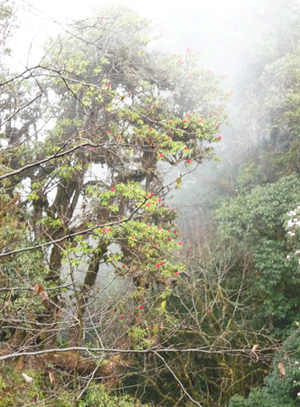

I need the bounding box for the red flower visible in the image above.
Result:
[122,265,126,268]
[173,54,176,56]
[156,264,160,268]
[91,147,95,150]
[178,242,182,245]
[106,83,110,86]
[151,327,154,330]
[161,261,164,265]
[109,130,112,133]
[174,229,177,233]
[118,136,121,139]
[147,224,150,226]
[146,203,150,207]
[139,306,143,310]
[188,75,192,78]
[184,120,187,123]
[120,316,124,319]
[187,160,191,163]
[142,229,145,232]
[161,203,164,206]
[184,146,188,150]
[158,198,162,202]
[111,188,115,191]
[175,272,179,276]
[218,136,221,139]
[159,153,164,157]
[186,113,190,116]
[150,192,154,196]
[168,238,172,241]
[169,121,172,124]
[149,128,153,132]
[132,236,135,239]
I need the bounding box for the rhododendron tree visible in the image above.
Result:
[0,4,230,406]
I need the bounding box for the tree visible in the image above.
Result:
[0,4,230,406]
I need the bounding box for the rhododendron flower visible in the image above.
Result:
[118,136,121,139]
[149,128,153,131]
[168,238,172,241]
[160,261,164,265]
[146,203,150,207]
[156,264,160,268]
[218,136,221,139]
[151,327,154,330]
[139,306,143,310]
[106,83,110,86]
[187,160,191,163]
[111,188,115,192]
[132,236,135,239]
[109,130,112,133]
[188,75,192,78]
[161,203,164,206]
[122,265,126,268]
[142,229,145,232]
[120,316,124,319]
[158,198,162,202]
[178,242,182,245]
[169,121,172,124]
[174,229,177,233]
[159,154,164,157]
[184,120,187,123]
[175,272,179,275]
[91,147,94,150]
[184,146,188,149]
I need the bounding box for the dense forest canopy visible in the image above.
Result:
[1,1,300,406]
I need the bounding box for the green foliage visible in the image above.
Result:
[79,384,150,406]
[216,175,300,333]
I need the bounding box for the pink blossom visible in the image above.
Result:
[109,130,112,133]
[175,272,179,276]
[178,242,182,245]
[187,159,191,163]
[156,264,160,268]
[149,128,153,132]
[106,83,110,86]
[111,188,115,192]
[159,154,164,157]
